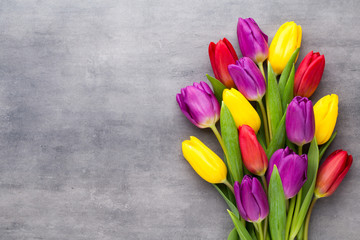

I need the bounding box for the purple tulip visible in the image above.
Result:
[228,57,266,101]
[266,147,308,199]
[176,81,220,128]
[237,18,269,64]
[286,96,315,146]
[234,175,269,222]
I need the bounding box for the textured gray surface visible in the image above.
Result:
[0,0,359,239]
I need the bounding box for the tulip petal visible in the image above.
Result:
[269,22,302,75]
[266,148,283,183]
[183,86,217,127]
[182,136,227,184]
[296,54,325,97]
[215,42,237,87]
[240,176,260,221]
[251,177,269,219]
[277,154,307,198]
[228,62,259,101]
[314,94,338,144]
[223,37,239,62]
[234,181,248,220]
[223,88,261,133]
[176,92,198,127]
[316,150,348,194]
[325,155,352,197]
[238,18,268,64]
[286,96,314,146]
[294,51,314,94]
[239,125,268,175]
[209,42,220,80]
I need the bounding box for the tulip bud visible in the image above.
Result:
[228,57,266,101]
[269,21,302,75]
[294,51,325,98]
[266,147,308,199]
[182,136,227,184]
[286,96,315,146]
[176,82,220,129]
[315,150,353,198]
[222,88,261,133]
[313,94,338,145]
[237,18,268,64]
[239,125,268,176]
[234,176,269,222]
[209,38,238,88]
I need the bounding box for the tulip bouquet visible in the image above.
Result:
[176,18,353,240]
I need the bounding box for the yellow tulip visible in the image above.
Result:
[313,94,339,145]
[182,136,227,184]
[268,21,302,75]
[223,88,261,133]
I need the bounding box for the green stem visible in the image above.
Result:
[210,124,229,161]
[304,198,318,240]
[258,62,266,82]
[223,179,234,194]
[263,216,268,240]
[285,197,296,240]
[261,175,268,194]
[210,124,238,186]
[286,199,289,211]
[257,99,270,145]
[290,189,302,240]
[253,222,259,232]
[298,145,303,155]
[293,189,302,220]
[259,175,268,240]
[257,222,264,240]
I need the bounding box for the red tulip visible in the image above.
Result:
[209,38,238,88]
[315,150,353,198]
[239,125,268,176]
[294,51,325,98]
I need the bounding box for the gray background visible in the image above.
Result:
[0,0,359,239]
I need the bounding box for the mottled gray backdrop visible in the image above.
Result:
[0,0,359,239]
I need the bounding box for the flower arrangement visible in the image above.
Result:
[176,18,353,240]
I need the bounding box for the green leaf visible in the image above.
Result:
[281,64,295,111]
[228,210,253,240]
[213,184,239,218]
[256,103,267,149]
[278,48,300,96]
[228,228,239,240]
[290,138,319,239]
[269,166,286,240]
[301,138,319,202]
[319,131,337,159]
[266,62,283,138]
[266,111,286,159]
[221,103,243,182]
[207,74,227,103]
